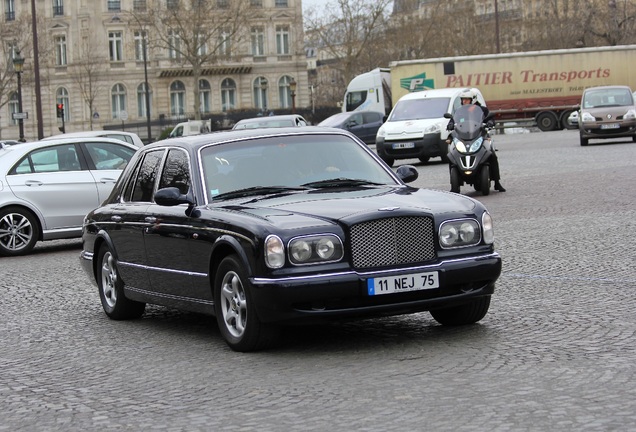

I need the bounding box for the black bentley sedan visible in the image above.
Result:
[80,127,502,352]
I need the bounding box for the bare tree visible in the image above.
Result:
[304,0,393,86]
[68,33,107,130]
[133,0,253,120]
[588,0,636,46]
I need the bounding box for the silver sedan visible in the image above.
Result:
[0,137,137,256]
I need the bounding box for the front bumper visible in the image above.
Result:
[376,132,446,160]
[250,252,502,324]
[579,121,636,139]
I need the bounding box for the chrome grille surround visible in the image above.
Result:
[350,216,436,269]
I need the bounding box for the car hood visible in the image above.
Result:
[212,186,477,228]
[382,118,445,140]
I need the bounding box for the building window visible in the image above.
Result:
[253,77,268,110]
[107,0,121,11]
[218,29,231,56]
[134,30,148,61]
[168,30,181,60]
[275,0,288,6]
[251,27,264,56]
[55,35,67,66]
[56,87,70,122]
[9,92,18,125]
[133,0,146,11]
[250,0,262,6]
[167,0,179,9]
[111,83,127,119]
[197,33,208,56]
[276,25,290,55]
[170,81,186,116]
[199,79,210,114]
[221,78,236,112]
[53,0,64,16]
[278,75,293,109]
[108,31,123,61]
[137,83,152,117]
[217,0,228,7]
[5,0,15,21]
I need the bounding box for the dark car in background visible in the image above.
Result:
[80,127,502,352]
[318,111,384,145]
[231,114,308,130]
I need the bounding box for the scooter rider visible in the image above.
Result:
[447,89,506,192]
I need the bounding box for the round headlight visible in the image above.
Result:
[440,224,459,247]
[316,237,335,259]
[459,222,476,242]
[265,235,285,268]
[290,240,312,262]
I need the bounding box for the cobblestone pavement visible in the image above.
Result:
[1,130,635,431]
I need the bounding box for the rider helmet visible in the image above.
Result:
[459,89,476,104]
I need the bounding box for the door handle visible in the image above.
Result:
[145,216,156,223]
[25,180,43,187]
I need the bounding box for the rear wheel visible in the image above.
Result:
[430,296,491,326]
[214,255,280,352]
[480,165,491,196]
[97,245,145,320]
[450,167,460,193]
[0,206,40,257]
[536,112,558,131]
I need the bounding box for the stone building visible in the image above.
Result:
[0,0,308,142]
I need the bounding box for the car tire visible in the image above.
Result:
[0,206,40,257]
[480,165,490,196]
[380,156,394,167]
[580,136,589,146]
[97,245,145,320]
[214,255,280,352]
[450,167,460,193]
[430,296,491,326]
[418,157,430,164]
[632,135,636,143]
[536,112,558,131]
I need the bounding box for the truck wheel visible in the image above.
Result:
[480,165,490,196]
[580,135,589,146]
[450,167,460,193]
[536,112,558,131]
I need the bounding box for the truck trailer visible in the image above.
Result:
[343,45,636,131]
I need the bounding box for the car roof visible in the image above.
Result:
[584,85,632,93]
[42,130,144,146]
[398,87,477,101]
[146,126,353,150]
[234,114,306,125]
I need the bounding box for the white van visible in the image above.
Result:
[43,130,144,147]
[168,119,212,138]
[375,87,486,166]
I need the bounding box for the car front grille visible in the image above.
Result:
[350,216,436,269]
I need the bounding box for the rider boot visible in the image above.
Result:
[494,180,506,192]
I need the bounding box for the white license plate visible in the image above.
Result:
[392,142,415,149]
[367,271,439,296]
[600,123,619,129]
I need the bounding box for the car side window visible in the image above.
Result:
[130,150,164,202]
[83,141,135,170]
[158,149,191,195]
[10,144,80,174]
[362,112,380,124]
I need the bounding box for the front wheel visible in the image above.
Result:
[418,156,430,164]
[580,135,589,146]
[0,206,40,257]
[97,245,145,320]
[450,166,460,193]
[214,255,280,352]
[480,165,490,196]
[430,296,491,326]
[380,156,394,167]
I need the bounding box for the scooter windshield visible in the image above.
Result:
[453,105,485,141]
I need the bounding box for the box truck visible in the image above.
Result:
[343,45,636,131]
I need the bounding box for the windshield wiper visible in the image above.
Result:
[301,178,385,188]
[211,186,307,201]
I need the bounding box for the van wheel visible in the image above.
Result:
[580,136,589,146]
[381,156,394,167]
[418,157,429,164]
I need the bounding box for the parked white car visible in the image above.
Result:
[43,130,145,147]
[0,137,138,256]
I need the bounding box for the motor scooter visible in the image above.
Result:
[444,105,496,195]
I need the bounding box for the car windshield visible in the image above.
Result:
[318,113,350,127]
[200,134,398,202]
[389,98,451,121]
[583,89,634,108]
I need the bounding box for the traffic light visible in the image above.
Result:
[56,103,64,118]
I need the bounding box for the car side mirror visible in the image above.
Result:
[155,187,194,207]
[396,165,418,183]
[443,113,452,119]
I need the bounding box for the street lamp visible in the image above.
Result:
[289,78,297,114]
[12,49,25,142]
